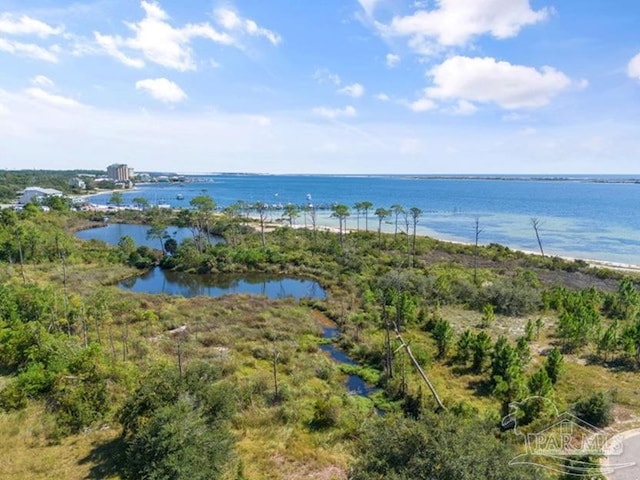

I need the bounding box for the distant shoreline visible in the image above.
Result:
[176,172,640,185]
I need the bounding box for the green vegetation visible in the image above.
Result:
[0,170,102,202]
[1,196,640,479]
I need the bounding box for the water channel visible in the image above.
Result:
[75,223,376,398]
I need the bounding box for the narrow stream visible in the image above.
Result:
[319,325,379,398]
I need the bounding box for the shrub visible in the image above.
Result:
[477,272,542,316]
[310,396,342,429]
[124,396,233,480]
[572,391,613,428]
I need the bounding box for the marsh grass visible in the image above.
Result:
[0,405,122,480]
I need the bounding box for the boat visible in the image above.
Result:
[176,194,184,200]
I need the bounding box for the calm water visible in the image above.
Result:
[119,267,325,300]
[75,223,223,250]
[320,326,378,397]
[87,175,640,265]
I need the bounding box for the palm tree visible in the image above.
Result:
[353,202,364,231]
[361,201,373,232]
[409,207,422,265]
[331,204,350,247]
[474,217,482,284]
[307,204,318,236]
[282,204,300,226]
[223,203,243,245]
[390,204,404,240]
[375,207,391,247]
[256,202,268,248]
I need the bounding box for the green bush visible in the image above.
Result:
[350,413,546,480]
[310,396,342,429]
[572,391,613,428]
[124,396,233,480]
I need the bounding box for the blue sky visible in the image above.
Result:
[1,0,639,174]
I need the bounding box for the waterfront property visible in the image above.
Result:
[18,186,63,205]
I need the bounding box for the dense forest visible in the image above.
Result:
[1,191,639,479]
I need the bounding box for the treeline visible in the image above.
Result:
[0,169,103,202]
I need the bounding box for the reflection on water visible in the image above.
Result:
[119,267,325,300]
[75,223,224,250]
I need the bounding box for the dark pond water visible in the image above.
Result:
[119,267,326,300]
[320,326,379,397]
[75,223,223,250]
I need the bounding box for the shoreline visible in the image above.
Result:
[74,193,640,274]
[261,216,640,274]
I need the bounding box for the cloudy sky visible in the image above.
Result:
[1,0,639,174]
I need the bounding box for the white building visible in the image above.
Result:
[19,187,63,205]
[107,163,130,181]
[69,177,86,190]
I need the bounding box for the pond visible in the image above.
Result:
[109,238,377,399]
[118,269,377,398]
[75,223,223,250]
[119,267,326,300]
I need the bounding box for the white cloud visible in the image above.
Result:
[358,0,380,17]
[0,13,63,37]
[313,68,341,85]
[450,99,477,115]
[628,52,640,80]
[0,37,59,62]
[30,75,55,88]
[2,84,640,175]
[379,0,549,53]
[338,82,365,98]
[94,0,234,71]
[94,32,145,68]
[408,97,436,112]
[375,92,390,101]
[135,78,187,103]
[312,105,357,119]
[503,112,530,122]
[215,8,281,45]
[426,56,572,109]
[24,87,82,108]
[386,53,400,68]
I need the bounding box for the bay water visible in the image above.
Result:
[86,174,640,266]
